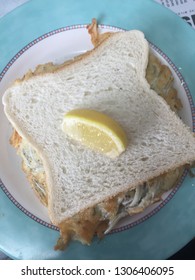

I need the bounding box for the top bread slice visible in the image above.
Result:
[3,30,195,226]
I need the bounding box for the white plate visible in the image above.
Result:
[0,25,193,232]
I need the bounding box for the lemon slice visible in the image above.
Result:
[62,109,128,158]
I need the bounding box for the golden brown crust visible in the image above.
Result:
[87,18,112,47]
[55,206,109,250]
[10,130,22,148]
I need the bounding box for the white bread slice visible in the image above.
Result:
[2,30,195,227]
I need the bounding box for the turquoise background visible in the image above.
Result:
[0,0,195,259]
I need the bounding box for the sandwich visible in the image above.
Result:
[2,19,195,250]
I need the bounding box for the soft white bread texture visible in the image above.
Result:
[3,30,195,225]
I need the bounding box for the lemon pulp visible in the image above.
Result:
[62,109,128,158]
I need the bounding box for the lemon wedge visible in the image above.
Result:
[62,109,128,158]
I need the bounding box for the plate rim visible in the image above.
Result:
[1,0,195,260]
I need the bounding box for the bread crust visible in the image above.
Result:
[10,129,22,148]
